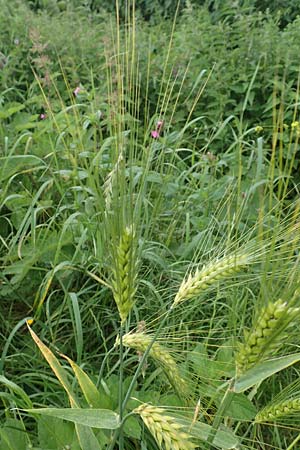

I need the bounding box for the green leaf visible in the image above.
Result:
[0,419,27,450]
[27,325,77,404]
[60,353,103,408]
[38,416,80,450]
[177,418,239,449]
[75,423,106,450]
[0,102,25,118]
[233,353,300,393]
[123,416,141,440]
[219,393,257,421]
[28,326,103,450]
[25,408,120,429]
[0,375,32,408]
[0,155,44,182]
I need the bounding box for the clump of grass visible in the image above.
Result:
[119,331,190,400]
[111,224,138,324]
[134,403,196,450]
[235,299,300,375]
[173,252,250,306]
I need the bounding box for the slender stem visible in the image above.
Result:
[107,307,173,450]
[287,433,300,450]
[96,346,115,388]
[118,324,124,450]
[207,378,235,446]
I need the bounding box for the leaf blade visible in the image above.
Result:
[233,353,300,393]
[25,408,119,430]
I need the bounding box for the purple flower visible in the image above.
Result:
[151,130,160,139]
[73,86,81,97]
[40,113,46,120]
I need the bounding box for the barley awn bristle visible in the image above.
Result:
[111,225,138,323]
[134,403,196,450]
[121,332,190,399]
[173,253,249,306]
[236,299,299,375]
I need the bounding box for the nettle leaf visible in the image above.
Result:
[189,343,229,379]
[234,353,300,393]
[25,408,120,429]
[123,416,141,440]
[216,392,257,421]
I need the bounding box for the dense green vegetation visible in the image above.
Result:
[1,1,300,449]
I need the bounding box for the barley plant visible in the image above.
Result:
[2,1,300,450]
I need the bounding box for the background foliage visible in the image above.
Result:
[1,1,300,449]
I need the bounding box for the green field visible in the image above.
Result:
[1,1,300,449]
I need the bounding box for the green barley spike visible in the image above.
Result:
[173,253,249,306]
[134,403,196,450]
[236,299,299,375]
[120,332,190,400]
[111,225,138,324]
[256,397,300,423]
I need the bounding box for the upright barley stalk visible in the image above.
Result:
[235,299,299,375]
[173,253,249,306]
[120,332,190,400]
[111,225,138,324]
[134,403,196,450]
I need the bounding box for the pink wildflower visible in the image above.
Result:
[151,130,160,139]
[40,113,46,120]
[73,86,81,96]
[156,120,164,130]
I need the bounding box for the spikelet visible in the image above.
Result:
[256,397,300,423]
[134,403,196,450]
[235,299,299,375]
[111,225,138,324]
[121,332,190,400]
[104,152,123,213]
[173,253,249,306]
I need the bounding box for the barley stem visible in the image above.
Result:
[287,433,300,450]
[107,308,172,450]
[207,378,235,445]
[118,324,124,450]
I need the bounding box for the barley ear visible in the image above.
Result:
[111,225,138,324]
[173,253,249,306]
[134,403,196,450]
[256,397,300,423]
[121,332,190,400]
[235,299,299,375]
